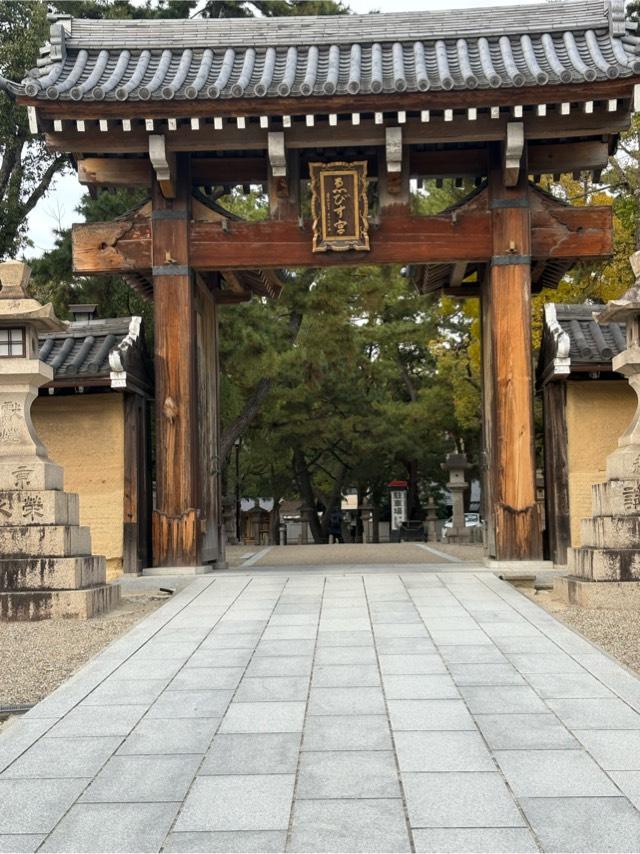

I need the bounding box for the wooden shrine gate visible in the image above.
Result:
[6,0,639,566]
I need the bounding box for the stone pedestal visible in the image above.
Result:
[561,254,640,603]
[442,452,471,543]
[0,261,119,620]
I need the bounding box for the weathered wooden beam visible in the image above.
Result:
[528,140,610,175]
[75,140,613,191]
[483,144,542,560]
[72,201,612,274]
[443,284,482,298]
[47,108,632,158]
[77,156,268,187]
[151,153,200,566]
[411,148,487,178]
[74,209,490,272]
[21,76,637,121]
[216,270,253,303]
[78,157,152,187]
[449,262,469,289]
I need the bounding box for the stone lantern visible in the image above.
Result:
[441,452,471,543]
[563,252,640,601]
[425,495,439,542]
[0,261,119,619]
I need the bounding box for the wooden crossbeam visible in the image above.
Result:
[76,140,610,190]
[72,201,612,274]
[48,110,631,158]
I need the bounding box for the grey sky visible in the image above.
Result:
[26,0,540,258]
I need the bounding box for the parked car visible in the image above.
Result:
[443,512,483,534]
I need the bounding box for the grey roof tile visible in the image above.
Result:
[38,317,149,387]
[8,0,640,103]
[542,303,626,373]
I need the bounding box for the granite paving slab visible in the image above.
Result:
[163,831,287,852]
[4,569,640,852]
[175,774,296,832]
[412,827,539,853]
[40,802,181,853]
[295,750,400,799]
[79,753,201,802]
[200,733,301,775]
[287,799,411,853]
[0,836,46,853]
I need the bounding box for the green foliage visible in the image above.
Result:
[201,0,349,18]
[224,260,481,530]
[531,118,640,348]
[0,1,67,259]
[54,0,196,19]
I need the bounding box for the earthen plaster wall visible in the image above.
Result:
[566,379,636,546]
[32,393,125,579]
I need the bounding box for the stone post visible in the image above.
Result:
[441,452,471,543]
[0,261,119,620]
[252,506,263,545]
[563,252,640,601]
[300,504,311,545]
[425,495,439,542]
[222,495,237,545]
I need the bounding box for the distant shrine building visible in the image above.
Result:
[539,303,637,566]
[3,0,640,568]
[36,308,151,577]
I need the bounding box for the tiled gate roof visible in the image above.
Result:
[7,0,640,103]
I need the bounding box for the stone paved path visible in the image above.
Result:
[3,567,640,852]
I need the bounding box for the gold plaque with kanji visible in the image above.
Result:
[309,161,370,253]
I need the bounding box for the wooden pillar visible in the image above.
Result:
[194,275,224,566]
[482,144,542,560]
[123,392,151,572]
[151,153,200,566]
[542,381,571,565]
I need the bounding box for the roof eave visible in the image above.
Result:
[19,76,640,121]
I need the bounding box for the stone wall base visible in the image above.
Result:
[484,559,554,571]
[0,583,120,621]
[143,565,215,577]
[554,575,640,609]
[0,555,106,590]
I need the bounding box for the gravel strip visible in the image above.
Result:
[431,542,485,562]
[0,593,166,707]
[523,589,640,676]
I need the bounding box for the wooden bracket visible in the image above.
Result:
[504,122,524,187]
[268,131,287,177]
[148,134,175,199]
[26,106,39,135]
[385,126,403,173]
